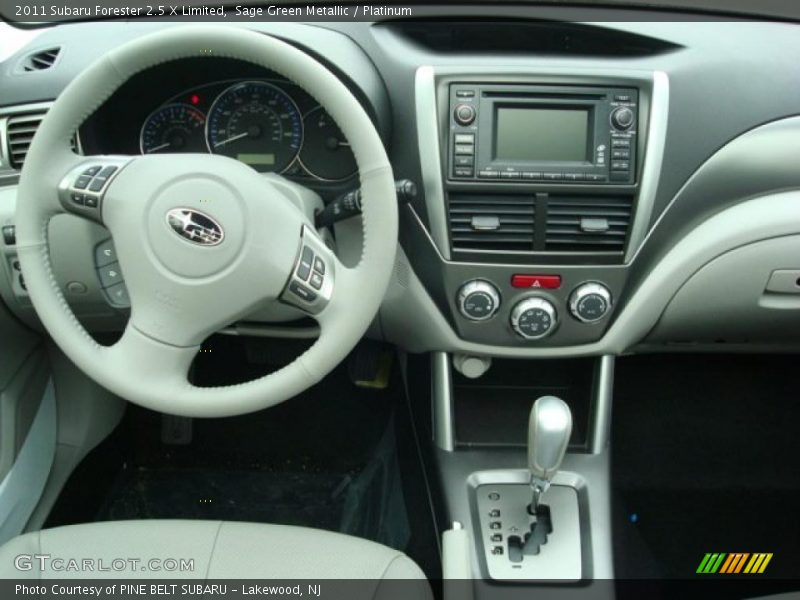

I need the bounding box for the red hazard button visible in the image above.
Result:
[511,274,562,289]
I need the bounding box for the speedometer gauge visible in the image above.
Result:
[206,81,303,173]
[140,103,207,154]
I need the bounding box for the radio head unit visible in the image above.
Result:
[448,84,638,184]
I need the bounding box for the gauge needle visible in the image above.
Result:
[213,132,249,148]
[146,142,171,153]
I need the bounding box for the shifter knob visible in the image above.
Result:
[528,396,572,508]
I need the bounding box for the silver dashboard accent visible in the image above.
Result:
[589,355,615,454]
[415,66,451,259]
[432,351,455,452]
[475,483,582,581]
[510,297,558,340]
[456,279,500,321]
[624,70,669,263]
[569,281,613,323]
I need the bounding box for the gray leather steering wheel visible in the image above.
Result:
[15,26,397,417]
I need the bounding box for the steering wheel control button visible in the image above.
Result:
[289,281,317,302]
[569,282,612,323]
[280,226,335,314]
[510,297,558,340]
[296,246,314,281]
[95,239,117,267]
[104,282,130,308]
[97,262,124,288]
[59,157,130,221]
[511,274,562,290]
[309,272,324,290]
[74,176,91,189]
[457,280,501,321]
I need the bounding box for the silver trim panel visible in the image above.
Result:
[432,351,455,451]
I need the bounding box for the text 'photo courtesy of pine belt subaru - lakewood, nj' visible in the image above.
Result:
[0,1,799,599]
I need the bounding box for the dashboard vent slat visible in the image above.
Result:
[6,111,49,169]
[19,47,61,72]
[544,196,633,253]
[448,194,534,252]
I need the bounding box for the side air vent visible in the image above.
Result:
[448,194,535,252]
[19,47,61,72]
[6,111,48,169]
[544,196,633,253]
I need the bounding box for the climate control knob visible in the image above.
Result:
[610,106,635,130]
[569,283,612,323]
[457,280,500,321]
[510,297,557,340]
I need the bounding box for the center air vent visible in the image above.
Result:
[448,193,535,252]
[18,47,61,72]
[544,196,633,253]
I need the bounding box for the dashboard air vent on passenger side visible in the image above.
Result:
[18,47,61,72]
[544,195,633,253]
[448,193,535,252]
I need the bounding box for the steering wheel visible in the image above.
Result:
[15,26,397,417]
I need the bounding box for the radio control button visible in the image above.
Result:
[543,172,563,181]
[585,174,606,182]
[564,173,584,181]
[612,138,631,148]
[454,104,476,126]
[522,172,542,180]
[611,106,635,130]
[455,133,475,144]
[456,90,476,98]
[454,168,474,177]
[500,171,520,179]
[478,170,499,179]
[454,156,473,166]
[612,149,630,159]
[614,94,632,103]
[454,144,474,155]
[611,161,630,171]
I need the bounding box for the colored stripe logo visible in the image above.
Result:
[697,553,773,574]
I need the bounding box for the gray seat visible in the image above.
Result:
[0,520,432,592]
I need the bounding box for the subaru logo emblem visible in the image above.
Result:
[166,208,224,246]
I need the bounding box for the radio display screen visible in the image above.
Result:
[494,106,590,162]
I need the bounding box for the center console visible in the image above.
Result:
[408,66,668,353]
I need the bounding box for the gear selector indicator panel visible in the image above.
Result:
[475,483,582,581]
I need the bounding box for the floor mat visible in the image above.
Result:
[97,469,352,531]
[611,354,800,586]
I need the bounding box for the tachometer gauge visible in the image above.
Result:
[139,103,207,154]
[298,106,357,181]
[205,81,303,173]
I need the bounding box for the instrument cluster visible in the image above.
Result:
[138,79,357,182]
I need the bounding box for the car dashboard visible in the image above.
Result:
[2,14,800,356]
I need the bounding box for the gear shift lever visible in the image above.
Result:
[528,396,572,512]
